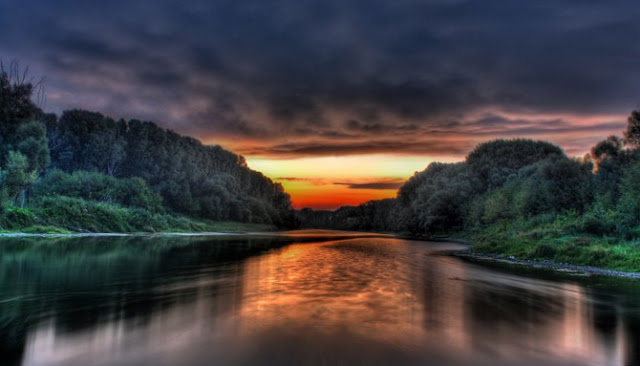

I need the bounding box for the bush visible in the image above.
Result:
[30,195,214,232]
[530,244,556,258]
[33,169,163,211]
[579,210,617,236]
[0,207,37,230]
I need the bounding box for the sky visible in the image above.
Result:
[1,0,639,209]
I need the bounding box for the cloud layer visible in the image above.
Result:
[1,0,639,158]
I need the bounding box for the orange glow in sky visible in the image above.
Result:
[246,154,458,209]
[238,113,626,210]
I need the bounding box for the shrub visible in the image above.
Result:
[33,169,163,211]
[0,207,37,230]
[530,244,556,258]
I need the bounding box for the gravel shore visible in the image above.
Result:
[453,250,640,279]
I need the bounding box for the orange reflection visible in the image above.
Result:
[17,236,634,366]
[235,239,629,365]
[237,239,436,347]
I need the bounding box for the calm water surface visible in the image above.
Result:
[1,231,640,366]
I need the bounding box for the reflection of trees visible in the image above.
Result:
[612,293,640,366]
[623,313,640,366]
[0,235,292,366]
[4,236,640,366]
[462,277,627,364]
[464,281,567,359]
[417,254,469,348]
[589,293,618,339]
[0,318,25,366]
[586,291,630,366]
[467,284,564,327]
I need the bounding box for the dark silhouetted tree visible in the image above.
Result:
[624,110,640,149]
[466,139,564,189]
[45,109,295,226]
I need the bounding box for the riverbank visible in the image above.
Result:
[0,217,275,236]
[0,202,277,235]
[401,208,635,274]
[0,230,263,238]
[462,220,640,273]
[0,228,388,239]
[453,250,640,279]
[399,220,640,277]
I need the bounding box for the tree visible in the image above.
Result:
[45,109,295,226]
[1,151,36,208]
[591,135,623,163]
[466,139,565,189]
[15,121,50,173]
[0,62,40,138]
[0,62,44,165]
[624,110,640,149]
[590,135,625,201]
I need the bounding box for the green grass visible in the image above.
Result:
[465,213,640,272]
[20,225,73,234]
[0,196,276,234]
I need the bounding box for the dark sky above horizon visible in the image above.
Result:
[1,0,639,208]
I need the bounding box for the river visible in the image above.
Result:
[1,231,639,366]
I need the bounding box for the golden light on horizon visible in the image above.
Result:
[219,110,627,210]
[246,154,460,209]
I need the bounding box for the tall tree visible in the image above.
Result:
[624,110,640,149]
[1,151,36,208]
[0,62,42,163]
[15,121,50,173]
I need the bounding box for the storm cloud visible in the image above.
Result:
[1,0,638,157]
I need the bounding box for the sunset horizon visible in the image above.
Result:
[3,1,640,366]
[3,102,627,210]
[3,0,638,210]
[220,114,627,209]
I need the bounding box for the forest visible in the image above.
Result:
[297,111,640,271]
[0,65,295,232]
[5,60,640,271]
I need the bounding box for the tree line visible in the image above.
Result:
[298,110,640,241]
[0,64,295,229]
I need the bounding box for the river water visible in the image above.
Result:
[1,231,639,366]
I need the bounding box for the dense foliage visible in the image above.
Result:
[0,65,295,231]
[44,109,294,226]
[298,111,640,270]
[297,138,595,234]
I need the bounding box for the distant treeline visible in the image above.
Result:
[298,111,640,241]
[0,64,295,231]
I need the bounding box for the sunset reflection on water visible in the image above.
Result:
[1,234,637,366]
[236,239,629,365]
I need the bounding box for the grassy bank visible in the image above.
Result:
[463,213,640,273]
[0,196,275,234]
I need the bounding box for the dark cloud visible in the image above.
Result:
[460,115,625,136]
[0,0,638,157]
[276,177,328,185]
[277,176,404,190]
[335,179,406,190]
[239,139,473,158]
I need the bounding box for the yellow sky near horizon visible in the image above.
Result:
[246,154,460,209]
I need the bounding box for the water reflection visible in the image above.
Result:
[1,233,639,365]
